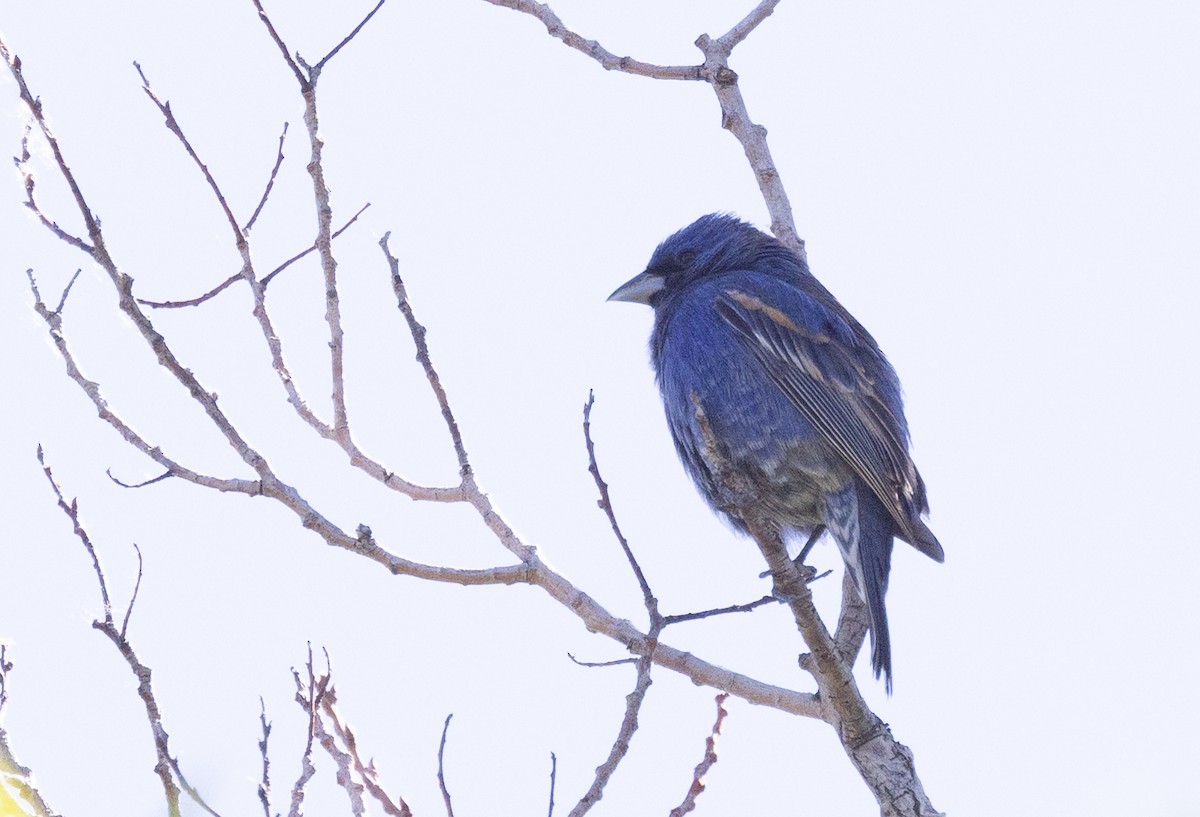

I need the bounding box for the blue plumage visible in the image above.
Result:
[609,214,942,691]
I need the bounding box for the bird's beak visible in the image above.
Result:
[607,270,664,305]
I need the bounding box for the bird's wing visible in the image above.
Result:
[715,286,943,561]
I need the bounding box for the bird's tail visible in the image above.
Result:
[824,481,896,692]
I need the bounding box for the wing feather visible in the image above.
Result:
[716,287,942,560]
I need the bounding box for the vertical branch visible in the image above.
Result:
[257,700,273,817]
[300,78,350,434]
[698,1,804,260]
[692,395,941,817]
[437,714,456,817]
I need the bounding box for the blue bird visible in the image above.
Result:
[609,214,942,691]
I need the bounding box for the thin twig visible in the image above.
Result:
[568,654,638,669]
[137,272,242,309]
[319,679,414,817]
[9,15,831,730]
[258,699,273,817]
[314,0,387,71]
[245,122,289,233]
[481,0,700,80]
[582,391,654,610]
[38,445,112,621]
[437,714,455,817]
[567,635,658,817]
[663,595,779,626]
[483,0,802,257]
[53,269,81,314]
[120,543,144,639]
[138,202,370,309]
[572,394,664,815]
[313,700,367,815]
[135,61,246,248]
[547,752,557,817]
[381,232,472,479]
[261,203,370,288]
[0,646,9,715]
[39,447,229,817]
[29,270,498,581]
[668,693,730,817]
[15,131,91,251]
[1,38,103,246]
[288,645,325,817]
[252,0,386,437]
[249,0,307,87]
[107,468,175,489]
[716,0,781,50]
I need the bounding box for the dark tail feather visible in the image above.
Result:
[857,489,895,692]
[824,481,896,693]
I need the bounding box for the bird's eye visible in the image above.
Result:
[675,248,698,267]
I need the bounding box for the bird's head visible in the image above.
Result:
[608,213,776,308]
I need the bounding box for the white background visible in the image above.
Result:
[2,1,1198,815]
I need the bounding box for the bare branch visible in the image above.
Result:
[582,391,654,611]
[437,714,455,817]
[481,0,701,79]
[692,33,802,260]
[138,201,370,309]
[663,595,779,626]
[245,122,289,233]
[258,700,273,817]
[568,633,657,817]
[38,451,229,817]
[320,680,414,817]
[481,0,803,257]
[716,0,781,50]
[135,62,246,248]
[51,269,81,314]
[669,693,730,817]
[381,232,473,480]
[120,543,144,640]
[15,131,91,251]
[137,272,243,309]
[314,0,387,72]
[27,268,523,586]
[0,646,9,715]
[12,11,831,734]
[27,269,266,498]
[571,392,668,814]
[37,444,113,622]
[314,702,367,815]
[287,646,325,817]
[568,654,638,669]
[107,468,175,488]
[249,0,307,88]
[547,752,557,817]
[260,202,370,287]
[1,35,103,245]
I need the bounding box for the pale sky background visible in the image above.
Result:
[2,2,1198,815]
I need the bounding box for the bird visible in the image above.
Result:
[608,213,942,691]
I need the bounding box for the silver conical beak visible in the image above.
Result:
[607,271,664,305]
